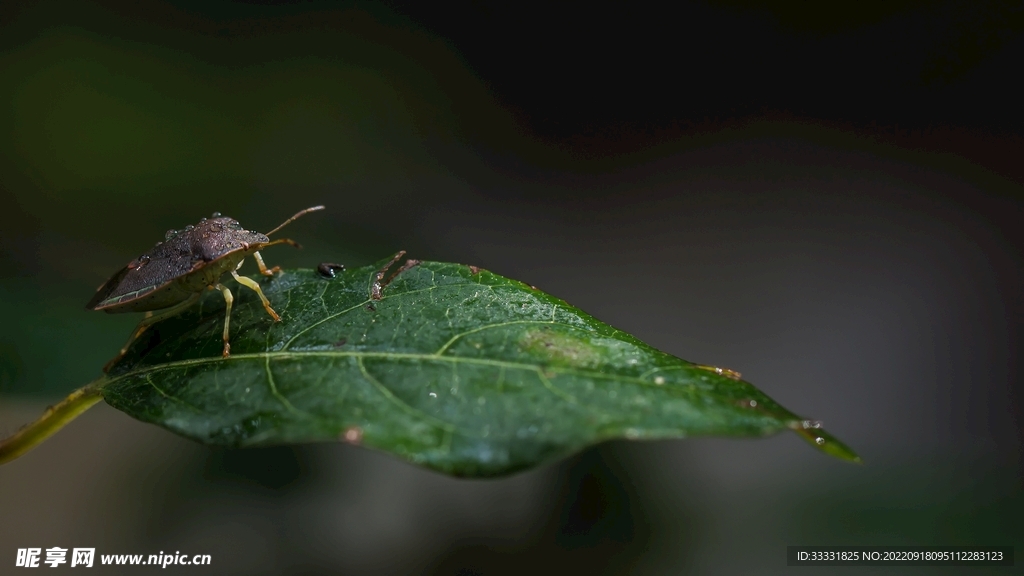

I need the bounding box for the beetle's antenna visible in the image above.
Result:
[266,205,325,237]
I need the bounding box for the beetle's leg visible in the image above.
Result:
[103,293,201,372]
[253,239,301,275]
[120,295,200,353]
[263,238,301,249]
[215,283,234,357]
[231,270,281,322]
[253,251,279,277]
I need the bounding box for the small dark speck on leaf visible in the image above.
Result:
[318,262,345,278]
[469,265,481,274]
[333,338,347,347]
[366,303,376,312]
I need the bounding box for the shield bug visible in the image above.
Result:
[88,206,325,371]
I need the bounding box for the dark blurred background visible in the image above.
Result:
[1,0,1021,574]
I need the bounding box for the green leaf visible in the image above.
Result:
[99,255,859,476]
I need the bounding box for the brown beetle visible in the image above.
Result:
[88,206,324,371]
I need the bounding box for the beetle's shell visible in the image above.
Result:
[87,217,269,313]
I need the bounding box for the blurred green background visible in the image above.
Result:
[1,1,1020,574]
[0,0,512,398]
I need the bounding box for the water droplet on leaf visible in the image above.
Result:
[342,427,363,444]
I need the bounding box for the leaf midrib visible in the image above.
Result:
[105,349,712,396]
[108,348,752,452]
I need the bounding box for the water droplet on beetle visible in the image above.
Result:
[212,211,222,217]
[165,229,177,240]
[184,224,194,231]
[199,217,207,222]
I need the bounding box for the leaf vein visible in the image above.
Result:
[281,282,483,350]
[356,357,456,435]
[536,370,577,404]
[264,354,302,415]
[111,351,712,398]
[143,374,202,412]
[433,320,583,356]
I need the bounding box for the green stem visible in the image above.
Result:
[0,378,107,465]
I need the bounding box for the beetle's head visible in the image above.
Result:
[188,217,270,262]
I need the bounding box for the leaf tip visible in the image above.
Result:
[789,421,861,463]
